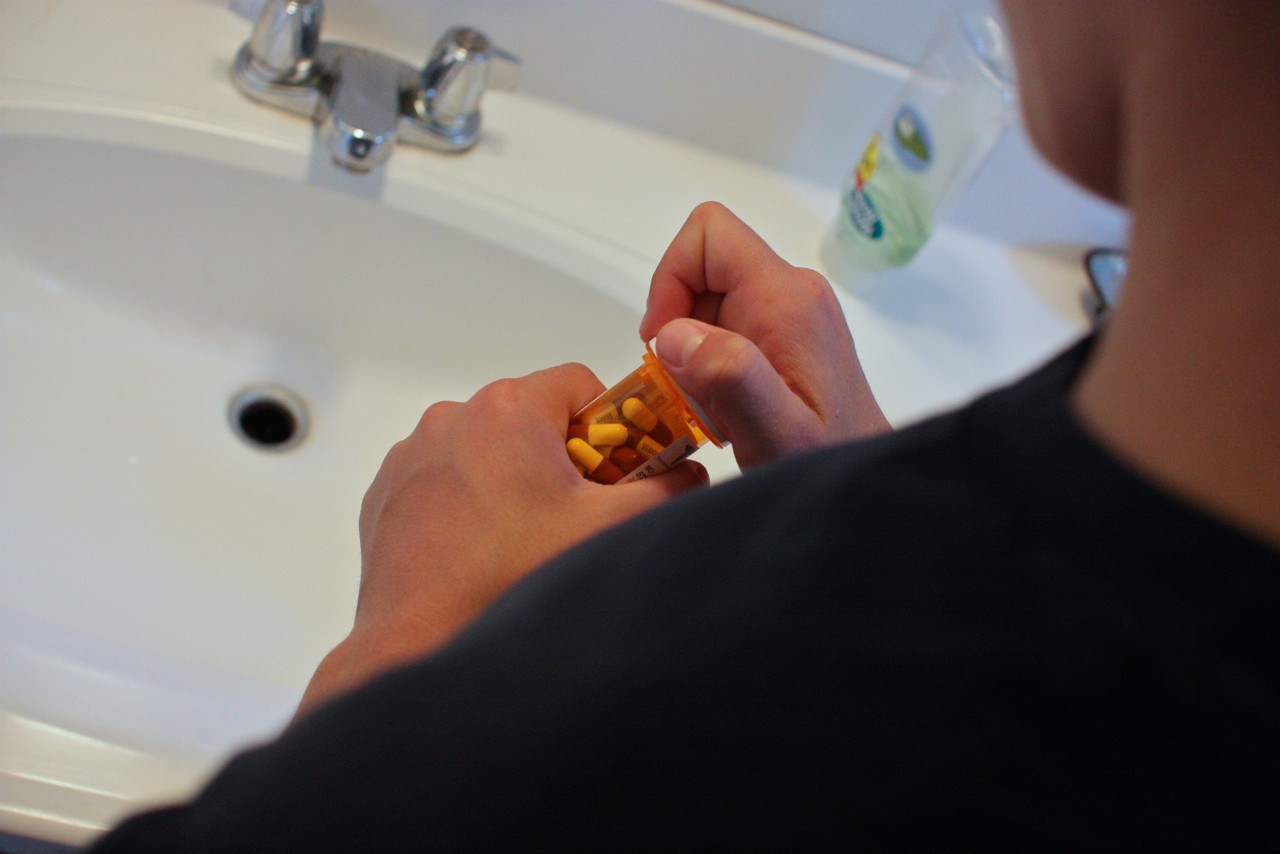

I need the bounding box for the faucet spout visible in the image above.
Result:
[230,3,518,169]
[319,48,401,172]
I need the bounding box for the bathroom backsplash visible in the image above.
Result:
[713,0,992,64]
[213,0,910,182]
[204,0,1122,247]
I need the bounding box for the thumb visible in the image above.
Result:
[587,460,708,529]
[653,318,820,469]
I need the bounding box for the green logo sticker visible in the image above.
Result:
[892,105,932,173]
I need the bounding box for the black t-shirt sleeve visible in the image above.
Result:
[89,340,1280,850]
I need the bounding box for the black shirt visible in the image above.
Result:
[93,339,1280,851]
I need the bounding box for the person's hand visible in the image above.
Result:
[294,364,707,720]
[640,203,890,470]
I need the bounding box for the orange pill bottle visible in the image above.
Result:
[567,344,728,484]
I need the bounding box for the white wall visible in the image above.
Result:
[218,0,922,187]
[715,0,990,63]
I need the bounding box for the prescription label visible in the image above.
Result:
[621,436,699,483]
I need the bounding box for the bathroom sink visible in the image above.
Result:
[0,105,742,843]
[0,1,1129,845]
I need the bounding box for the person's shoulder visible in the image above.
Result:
[599,342,1104,614]
[704,402,1018,578]
[534,396,1022,630]
[701,337,1103,576]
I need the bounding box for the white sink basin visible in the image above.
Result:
[0,105,743,844]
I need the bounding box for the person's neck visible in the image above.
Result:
[1070,17,1280,551]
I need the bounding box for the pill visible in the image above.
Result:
[609,445,641,474]
[566,438,624,485]
[567,422,629,448]
[578,400,623,425]
[621,397,673,444]
[630,433,666,461]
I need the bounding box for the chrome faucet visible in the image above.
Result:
[231,0,519,172]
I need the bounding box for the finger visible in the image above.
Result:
[654,318,822,468]
[640,202,788,341]
[614,459,710,505]
[458,365,606,487]
[485,363,605,429]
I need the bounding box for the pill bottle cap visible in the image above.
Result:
[641,343,729,448]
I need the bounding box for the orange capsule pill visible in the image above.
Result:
[621,397,673,445]
[609,445,641,474]
[630,433,666,461]
[566,438,624,485]
[623,424,650,447]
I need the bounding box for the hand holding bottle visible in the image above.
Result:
[294,364,707,720]
[640,203,890,471]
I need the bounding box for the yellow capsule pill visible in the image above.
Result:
[621,397,659,432]
[566,438,623,485]
[567,437,605,471]
[632,433,666,460]
[622,397,673,444]
[593,422,629,447]
[567,422,629,448]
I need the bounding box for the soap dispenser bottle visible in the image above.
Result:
[838,6,1016,269]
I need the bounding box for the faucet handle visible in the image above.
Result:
[484,42,522,94]
[418,28,521,135]
[245,0,324,83]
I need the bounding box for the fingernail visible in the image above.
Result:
[656,318,708,369]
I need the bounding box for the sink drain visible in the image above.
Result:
[228,385,309,452]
